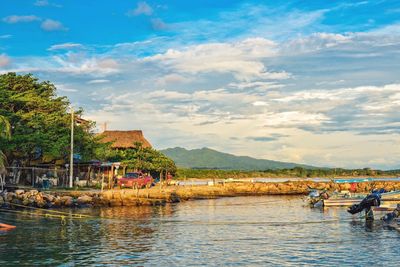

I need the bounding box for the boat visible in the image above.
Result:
[306,188,400,208]
[0,222,16,231]
[324,190,400,207]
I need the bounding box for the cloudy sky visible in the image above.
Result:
[1,0,400,169]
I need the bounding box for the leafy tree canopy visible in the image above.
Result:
[0,72,99,165]
[0,115,11,170]
[96,142,177,175]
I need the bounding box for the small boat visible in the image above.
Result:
[0,222,16,231]
[333,177,400,183]
[324,190,400,207]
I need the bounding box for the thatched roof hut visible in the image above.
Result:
[98,130,152,149]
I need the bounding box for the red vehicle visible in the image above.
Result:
[117,172,154,189]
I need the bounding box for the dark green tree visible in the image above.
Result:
[0,115,11,170]
[0,72,99,165]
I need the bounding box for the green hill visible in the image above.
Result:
[161,147,316,170]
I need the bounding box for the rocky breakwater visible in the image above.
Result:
[2,180,400,209]
[0,190,97,208]
[162,180,400,200]
[0,189,178,209]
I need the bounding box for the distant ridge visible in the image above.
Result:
[161,147,317,170]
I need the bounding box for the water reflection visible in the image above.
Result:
[1,196,400,266]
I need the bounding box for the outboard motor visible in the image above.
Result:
[347,192,381,220]
[381,204,400,224]
[307,190,329,208]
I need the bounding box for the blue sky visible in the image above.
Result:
[1,0,400,169]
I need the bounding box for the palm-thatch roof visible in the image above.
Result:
[98,130,152,149]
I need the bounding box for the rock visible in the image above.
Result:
[22,198,30,206]
[60,196,74,207]
[42,194,54,203]
[11,198,21,205]
[5,192,16,202]
[28,196,36,205]
[29,190,39,195]
[109,199,123,207]
[15,189,25,195]
[77,195,93,205]
[36,200,46,208]
[53,196,63,207]
[35,194,43,203]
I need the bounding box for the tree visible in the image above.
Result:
[0,72,99,165]
[97,142,177,177]
[0,115,11,171]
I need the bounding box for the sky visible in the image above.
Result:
[1,0,400,169]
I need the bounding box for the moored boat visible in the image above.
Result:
[324,190,400,207]
[0,222,16,231]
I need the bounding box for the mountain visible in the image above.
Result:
[161,147,317,170]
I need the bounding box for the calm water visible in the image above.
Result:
[1,196,400,266]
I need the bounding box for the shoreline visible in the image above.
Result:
[2,180,400,209]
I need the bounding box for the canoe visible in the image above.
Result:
[0,223,16,231]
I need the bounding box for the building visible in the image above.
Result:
[98,130,152,149]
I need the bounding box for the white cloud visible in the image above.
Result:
[83,81,400,169]
[229,81,285,91]
[49,56,119,76]
[263,111,329,127]
[48,43,84,51]
[34,0,49,6]
[2,15,41,24]
[156,74,192,86]
[34,0,61,7]
[283,32,352,54]
[144,38,288,81]
[148,89,191,100]
[87,79,110,84]
[151,18,168,30]
[41,19,67,31]
[0,34,12,39]
[127,2,153,16]
[252,101,268,106]
[55,83,77,92]
[2,54,120,76]
[0,54,11,67]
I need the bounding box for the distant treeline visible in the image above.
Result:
[176,167,400,179]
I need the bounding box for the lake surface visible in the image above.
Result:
[1,195,400,266]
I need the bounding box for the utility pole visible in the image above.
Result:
[69,107,74,188]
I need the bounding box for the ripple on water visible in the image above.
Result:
[1,196,400,266]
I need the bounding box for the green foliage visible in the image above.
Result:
[161,147,316,170]
[96,142,177,174]
[0,115,11,139]
[176,167,400,179]
[0,115,11,170]
[0,72,99,165]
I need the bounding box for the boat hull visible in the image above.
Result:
[324,198,400,207]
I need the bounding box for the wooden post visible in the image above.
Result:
[108,165,114,189]
[159,170,163,192]
[87,166,91,185]
[69,108,74,188]
[101,173,105,192]
[32,167,35,187]
[31,167,34,187]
